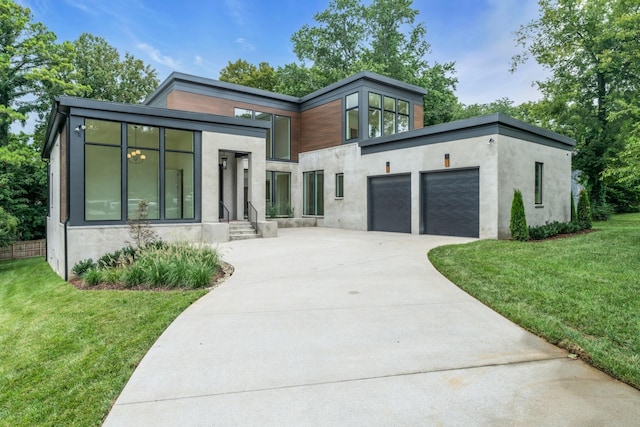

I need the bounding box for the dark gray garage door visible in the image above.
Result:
[368,174,411,233]
[421,168,479,238]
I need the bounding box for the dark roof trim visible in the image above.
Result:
[43,96,269,158]
[145,72,300,106]
[144,71,428,109]
[359,113,576,155]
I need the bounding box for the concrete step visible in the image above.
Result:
[228,221,258,241]
[229,234,259,241]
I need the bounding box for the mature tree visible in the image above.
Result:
[0,1,80,145]
[72,33,158,104]
[0,135,47,240]
[0,205,18,247]
[291,0,458,124]
[291,0,366,86]
[452,98,522,121]
[219,59,278,92]
[512,0,640,210]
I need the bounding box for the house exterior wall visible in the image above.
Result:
[300,99,343,153]
[166,90,302,161]
[497,136,572,238]
[46,132,66,278]
[298,135,501,238]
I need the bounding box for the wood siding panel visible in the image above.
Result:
[300,99,342,153]
[414,104,424,129]
[166,90,301,161]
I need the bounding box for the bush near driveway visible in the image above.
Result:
[429,213,640,390]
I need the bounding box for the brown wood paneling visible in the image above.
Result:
[414,104,424,129]
[300,99,342,153]
[166,90,301,161]
[60,124,68,223]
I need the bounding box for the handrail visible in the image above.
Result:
[219,201,230,223]
[247,201,258,232]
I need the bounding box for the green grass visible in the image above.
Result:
[429,213,640,389]
[0,258,207,426]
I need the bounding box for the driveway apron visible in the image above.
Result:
[104,228,640,426]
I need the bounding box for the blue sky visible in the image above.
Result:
[19,0,546,105]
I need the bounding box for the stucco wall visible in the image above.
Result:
[46,133,66,277]
[497,136,572,238]
[65,223,229,277]
[202,131,266,222]
[299,135,501,238]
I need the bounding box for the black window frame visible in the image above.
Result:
[535,162,543,205]
[335,173,344,198]
[368,92,411,138]
[234,108,291,160]
[72,116,201,226]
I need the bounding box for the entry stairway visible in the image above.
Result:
[228,220,259,241]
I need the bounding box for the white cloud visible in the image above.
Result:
[430,0,547,106]
[225,0,245,26]
[194,55,203,66]
[136,42,182,69]
[235,38,255,51]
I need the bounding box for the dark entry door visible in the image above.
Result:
[421,168,479,238]
[368,174,411,233]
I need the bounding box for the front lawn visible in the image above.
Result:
[429,213,640,389]
[0,258,206,426]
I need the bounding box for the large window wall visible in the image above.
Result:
[82,118,196,223]
[235,108,291,160]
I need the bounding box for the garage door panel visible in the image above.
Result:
[422,169,479,238]
[368,175,411,233]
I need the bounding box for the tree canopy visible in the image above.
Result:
[221,0,458,126]
[512,0,640,211]
[0,1,80,145]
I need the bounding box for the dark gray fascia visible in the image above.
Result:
[43,96,270,158]
[359,113,576,155]
[144,71,300,108]
[300,71,427,103]
[144,71,428,114]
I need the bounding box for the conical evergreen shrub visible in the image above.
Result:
[510,189,529,241]
[577,189,592,229]
[570,191,577,222]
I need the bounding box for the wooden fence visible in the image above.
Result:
[0,240,46,260]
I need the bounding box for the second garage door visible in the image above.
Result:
[368,174,411,233]
[421,168,479,238]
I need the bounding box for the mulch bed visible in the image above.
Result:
[69,261,234,291]
[530,228,597,242]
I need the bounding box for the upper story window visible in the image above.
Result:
[234,108,291,160]
[345,93,359,141]
[368,92,410,138]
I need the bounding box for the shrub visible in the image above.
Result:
[510,189,529,241]
[577,190,592,229]
[591,199,615,221]
[570,191,577,223]
[71,259,95,277]
[528,221,583,240]
[84,269,102,286]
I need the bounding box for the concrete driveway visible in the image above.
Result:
[104,228,640,426]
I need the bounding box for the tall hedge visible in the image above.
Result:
[577,189,592,229]
[570,191,577,222]
[510,189,529,241]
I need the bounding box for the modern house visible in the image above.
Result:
[44,71,575,279]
